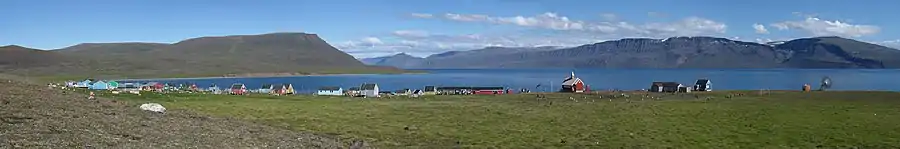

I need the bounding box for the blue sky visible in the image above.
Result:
[3,0,899,58]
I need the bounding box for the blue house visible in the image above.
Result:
[317,87,343,96]
[89,81,110,90]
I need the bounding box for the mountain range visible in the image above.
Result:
[361,36,900,69]
[0,33,403,79]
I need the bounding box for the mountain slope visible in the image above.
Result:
[3,33,404,79]
[139,33,373,75]
[777,37,900,68]
[370,36,900,69]
[360,53,424,68]
[0,45,70,69]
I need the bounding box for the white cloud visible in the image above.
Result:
[770,17,880,37]
[494,12,586,30]
[336,30,605,58]
[641,17,727,36]
[410,13,434,18]
[425,12,727,37]
[361,37,383,45]
[753,23,769,34]
[878,39,900,49]
[444,13,490,22]
[392,30,430,38]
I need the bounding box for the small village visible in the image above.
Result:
[53,72,719,98]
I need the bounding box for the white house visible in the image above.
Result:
[360,83,379,98]
[317,87,344,96]
[693,79,712,91]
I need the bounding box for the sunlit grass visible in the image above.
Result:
[100,90,900,148]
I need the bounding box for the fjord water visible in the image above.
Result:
[122,69,900,93]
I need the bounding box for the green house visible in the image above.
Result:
[107,81,120,89]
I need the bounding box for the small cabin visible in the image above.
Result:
[143,82,164,91]
[693,79,712,91]
[317,87,343,96]
[89,81,110,90]
[272,84,287,95]
[258,84,274,94]
[649,82,683,93]
[423,86,437,95]
[283,84,295,94]
[208,84,222,94]
[360,83,379,98]
[560,72,586,93]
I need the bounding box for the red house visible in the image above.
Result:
[561,72,586,93]
[472,87,506,95]
[143,82,165,92]
[230,83,247,95]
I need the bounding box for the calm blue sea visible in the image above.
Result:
[117,69,900,94]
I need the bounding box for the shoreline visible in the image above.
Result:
[112,72,429,81]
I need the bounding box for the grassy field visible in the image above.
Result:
[96,90,900,148]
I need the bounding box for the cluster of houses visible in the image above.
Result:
[63,79,209,93]
[61,72,714,98]
[648,79,712,93]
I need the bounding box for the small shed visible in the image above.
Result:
[560,72,586,93]
[283,84,295,94]
[649,82,683,93]
[317,87,343,96]
[89,81,110,90]
[693,79,712,91]
[360,83,379,98]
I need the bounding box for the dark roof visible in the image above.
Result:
[319,86,341,91]
[424,86,436,91]
[347,87,360,91]
[652,82,682,86]
[272,84,285,89]
[361,84,377,90]
[695,79,710,84]
[261,84,273,89]
[230,84,244,89]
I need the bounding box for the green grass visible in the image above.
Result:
[96,90,900,148]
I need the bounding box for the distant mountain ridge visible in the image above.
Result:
[362,36,900,69]
[1,32,404,79]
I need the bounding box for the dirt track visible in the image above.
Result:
[0,77,362,148]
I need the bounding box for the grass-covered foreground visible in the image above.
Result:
[98,91,900,148]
